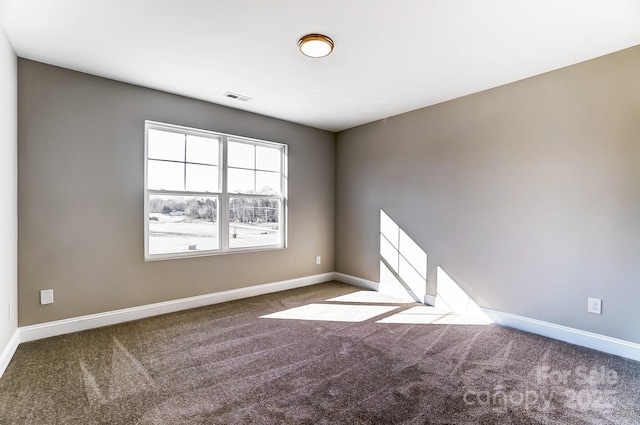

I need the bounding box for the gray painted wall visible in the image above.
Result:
[0,26,17,347]
[336,46,640,343]
[18,60,335,326]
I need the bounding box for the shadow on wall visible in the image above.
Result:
[379,209,492,323]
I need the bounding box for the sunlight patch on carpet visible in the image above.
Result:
[377,306,492,325]
[80,336,157,406]
[325,291,415,304]
[261,303,398,322]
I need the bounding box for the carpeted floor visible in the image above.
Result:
[1,281,639,424]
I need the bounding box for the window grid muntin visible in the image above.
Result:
[145,121,287,260]
[226,137,285,195]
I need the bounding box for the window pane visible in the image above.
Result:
[229,197,280,248]
[228,168,255,193]
[148,129,185,161]
[228,141,255,169]
[148,160,184,191]
[148,195,218,254]
[186,164,219,192]
[256,146,281,172]
[256,171,281,194]
[186,134,218,165]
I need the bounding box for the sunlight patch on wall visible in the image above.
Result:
[260,303,398,322]
[379,210,427,303]
[436,266,492,323]
[379,260,420,302]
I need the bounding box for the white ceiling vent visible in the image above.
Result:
[224,92,252,102]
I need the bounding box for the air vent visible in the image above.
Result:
[223,92,252,102]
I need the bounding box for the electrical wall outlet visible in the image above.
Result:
[316,256,321,265]
[587,297,602,315]
[40,289,54,305]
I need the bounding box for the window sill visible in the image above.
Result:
[144,245,287,262]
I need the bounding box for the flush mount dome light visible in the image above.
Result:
[298,34,334,58]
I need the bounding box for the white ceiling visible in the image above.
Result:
[1,0,640,132]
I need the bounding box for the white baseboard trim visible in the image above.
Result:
[483,308,640,362]
[20,272,335,343]
[424,294,436,306]
[9,272,639,370]
[0,329,19,379]
[333,272,379,291]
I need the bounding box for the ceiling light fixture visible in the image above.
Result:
[298,34,334,58]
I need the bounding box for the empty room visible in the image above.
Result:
[1,1,640,423]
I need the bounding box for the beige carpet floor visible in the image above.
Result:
[1,281,639,424]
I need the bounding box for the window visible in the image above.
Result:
[144,121,287,260]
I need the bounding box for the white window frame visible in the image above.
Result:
[144,120,288,261]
